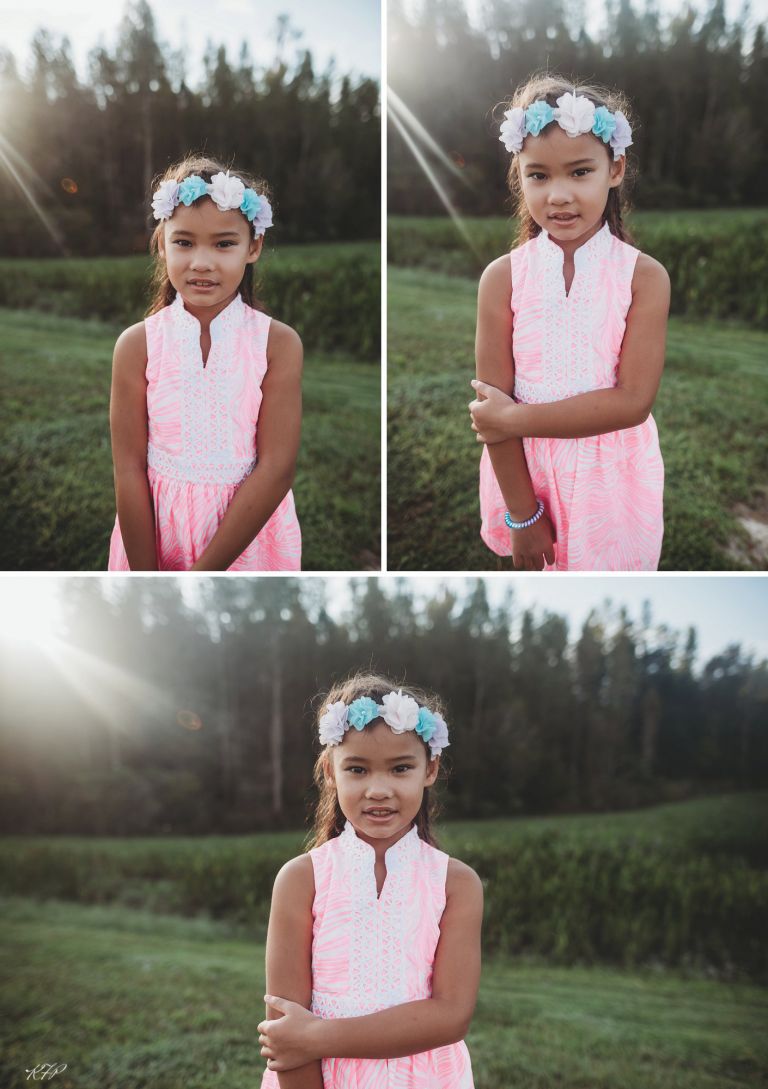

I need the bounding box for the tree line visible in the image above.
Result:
[388,0,768,215]
[0,1,380,256]
[0,577,765,835]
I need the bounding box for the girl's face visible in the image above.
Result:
[158,196,262,309]
[325,720,439,844]
[517,125,625,246]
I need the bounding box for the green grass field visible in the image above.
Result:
[0,307,379,570]
[1,895,765,1089]
[387,266,768,571]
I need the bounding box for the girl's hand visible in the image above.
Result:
[510,512,557,571]
[257,994,323,1071]
[469,379,518,443]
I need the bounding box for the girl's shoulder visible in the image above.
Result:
[112,320,147,376]
[445,857,484,909]
[273,852,315,902]
[478,253,513,302]
[631,251,671,302]
[265,318,303,376]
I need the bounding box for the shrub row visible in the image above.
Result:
[387,215,768,328]
[1,830,765,978]
[0,248,380,360]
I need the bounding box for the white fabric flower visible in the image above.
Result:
[499,107,527,154]
[379,690,420,734]
[429,712,450,756]
[553,92,596,138]
[151,180,180,221]
[318,701,349,746]
[610,110,633,160]
[208,171,246,212]
[251,194,274,237]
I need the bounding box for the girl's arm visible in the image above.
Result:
[109,322,158,571]
[263,855,324,1089]
[471,254,670,441]
[475,256,556,569]
[190,321,302,572]
[259,860,484,1069]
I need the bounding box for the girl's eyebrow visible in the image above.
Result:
[524,158,598,169]
[341,755,416,763]
[169,229,242,238]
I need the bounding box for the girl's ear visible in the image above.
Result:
[246,235,263,265]
[609,155,626,189]
[157,229,166,259]
[425,756,440,787]
[322,753,335,787]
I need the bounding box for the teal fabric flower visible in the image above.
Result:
[415,707,436,743]
[525,100,555,137]
[347,697,380,730]
[592,107,617,144]
[178,175,209,206]
[240,188,262,222]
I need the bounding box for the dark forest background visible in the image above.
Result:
[1,577,766,835]
[0,0,380,255]
[388,0,768,214]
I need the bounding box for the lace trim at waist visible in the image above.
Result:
[147,443,256,485]
[514,376,615,404]
[311,987,430,1020]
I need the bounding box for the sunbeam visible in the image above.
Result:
[0,133,68,252]
[387,90,481,259]
[388,87,472,187]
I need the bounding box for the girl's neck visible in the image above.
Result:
[544,218,605,262]
[179,290,239,332]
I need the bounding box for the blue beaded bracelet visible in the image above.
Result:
[505,499,545,530]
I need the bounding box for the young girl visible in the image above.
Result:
[108,155,302,571]
[470,74,670,571]
[256,672,482,1088]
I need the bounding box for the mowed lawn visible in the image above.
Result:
[0,308,379,571]
[388,267,768,571]
[1,895,765,1089]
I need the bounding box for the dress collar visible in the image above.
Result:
[170,291,245,337]
[539,220,612,268]
[340,818,421,870]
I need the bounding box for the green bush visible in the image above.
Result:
[0,246,380,360]
[388,213,768,328]
[2,797,767,977]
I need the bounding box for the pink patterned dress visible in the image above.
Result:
[108,292,301,571]
[479,222,664,571]
[260,820,475,1089]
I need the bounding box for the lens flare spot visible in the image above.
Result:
[450,151,466,168]
[61,178,78,194]
[177,710,202,731]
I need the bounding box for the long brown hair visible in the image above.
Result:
[304,671,449,852]
[145,153,271,316]
[499,71,637,247]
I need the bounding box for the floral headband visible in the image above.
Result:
[319,690,450,758]
[151,171,273,237]
[500,92,632,161]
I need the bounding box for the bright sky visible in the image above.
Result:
[2,575,765,669]
[0,0,380,85]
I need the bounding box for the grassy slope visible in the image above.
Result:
[387,267,768,571]
[1,896,765,1089]
[0,308,379,571]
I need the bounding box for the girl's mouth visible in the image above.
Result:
[550,214,578,223]
[364,809,396,821]
[188,280,217,288]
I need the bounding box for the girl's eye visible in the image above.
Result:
[173,240,192,247]
[528,173,546,181]
[346,765,414,774]
[217,240,237,247]
[573,168,592,177]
